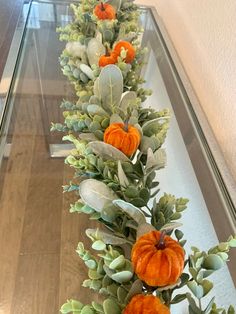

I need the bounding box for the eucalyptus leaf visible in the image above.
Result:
[79,179,118,212]
[103,299,120,314]
[88,141,130,162]
[99,65,123,109]
[111,270,133,283]
[113,199,146,225]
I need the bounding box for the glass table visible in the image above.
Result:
[0,1,235,313]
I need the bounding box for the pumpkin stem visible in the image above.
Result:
[156,230,166,250]
[101,2,105,11]
[123,119,129,132]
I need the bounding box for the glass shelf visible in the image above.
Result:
[0,1,235,313]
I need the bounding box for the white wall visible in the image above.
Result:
[137,0,236,180]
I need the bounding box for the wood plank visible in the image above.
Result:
[59,165,100,307]
[0,98,40,314]
[10,253,60,314]
[19,134,64,254]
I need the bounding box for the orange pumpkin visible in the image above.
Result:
[113,41,136,63]
[123,294,170,314]
[94,2,116,20]
[131,230,185,287]
[104,122,141,157]
[99,53,118,67]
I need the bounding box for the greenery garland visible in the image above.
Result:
[53,1,236,313]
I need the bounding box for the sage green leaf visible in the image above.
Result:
[187,281,204,299]
[110,113,124,124]
[136,223,156,239]
[79,133,98,142]
[79,179,118,212]
[120,91,137,111]
[87,38,105,66]
[107,0,121,11]
[202,254,225,270]
[81,305,95,314]
[142,117,169,137]
[117,286,127,303]
[103,299,120,314]
[86,229,128,245]
[85,259,97,269]
[80,64,95,80]
[125,279,143,303]
[87,104,109,117]
[109,255,126,270]
[99,65,123,109]
[111,270,133,283]
[146,148,165,172]
[107,283,118,296]
[161,222,183,232]
[88,142,130,162]
[139,136,160,153]
[103,30,114,42]
[92,240,106,251]
[94,78,100,98]
[202,279,213,296]
[203,297,215,314]
[89,269,104,280]
[92,302,104,313]
[171,294,187,304]
[118,161,129,187]
[101,204,117,223]
[113,199,146,225]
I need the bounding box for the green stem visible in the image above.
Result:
[198,298,202,311]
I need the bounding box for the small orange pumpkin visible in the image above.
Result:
[104,122,141,157]
[94,2,116,20]
[113,41,136,63]
[131,230,185,287]
[99,52,118,67]
[123,294,170,314]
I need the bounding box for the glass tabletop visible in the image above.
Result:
[0,1,235,313]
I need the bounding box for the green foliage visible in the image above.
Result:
[55,0,236,313]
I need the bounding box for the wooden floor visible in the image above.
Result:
[0,6,99,312]
[0,95,98,313]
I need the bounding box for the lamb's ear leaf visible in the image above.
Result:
[87,38,105,66]
[88,141,130,162]
[99,65,123,110]
[113,199,146,225]
[80,179,118,212]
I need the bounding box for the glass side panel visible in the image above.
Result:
[0,1,235,313]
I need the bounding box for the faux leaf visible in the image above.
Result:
[88,141,130,162]
[118,161,129,188]
[87,38,105,66]
[113,199,146,225]
[79,179,118,212]
[86,229,128,245]
[99,65,123,109]
[125,279,143,303]
[87,104,109,117]
[120,91,137,111]
[136,223,156,239]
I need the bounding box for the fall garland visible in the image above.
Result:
[53,1,236,313]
